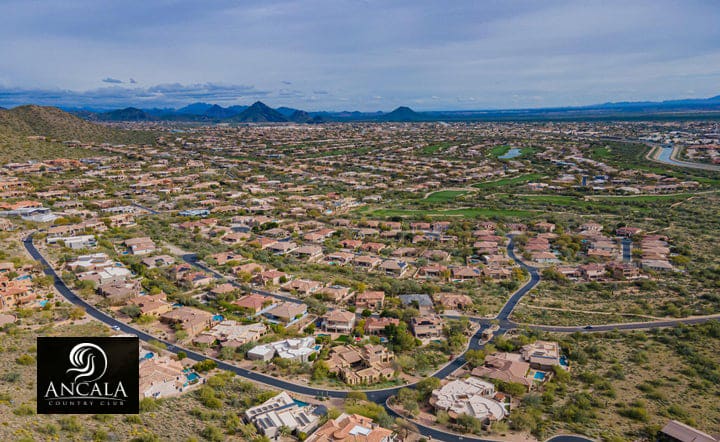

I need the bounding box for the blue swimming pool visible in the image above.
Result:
[534,372,546,380]
[144,352,154,359]
[293,399,309,407]
[38,300,48,307]
[560,355,569,367]
[15,275,31,281]
[212,314,224,322]
[186,373,199,381]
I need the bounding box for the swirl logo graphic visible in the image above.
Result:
[66,343,107,383]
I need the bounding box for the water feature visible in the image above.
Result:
[499,147,522,159]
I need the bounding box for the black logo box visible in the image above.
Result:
[37,337,139,414]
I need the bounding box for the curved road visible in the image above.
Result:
[23,233,496,442]
[24,233,720,441]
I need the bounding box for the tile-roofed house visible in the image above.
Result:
[471,353,533,391]
[194,320,267,348]
[233,293,276,314]
[364,317,400,335]
[436,293,473,310]
[355,291,385,311]
[410,315,444,339]
[378,259,409,277]
[128,293,172,317]
[305,413,394,442]
[263,301,307,324]
[317,285,353,302]
[321,309,356,332]
[139,355,191,399]
[124,237,156,255]
[160,307,214,337]
[282,278,322,296]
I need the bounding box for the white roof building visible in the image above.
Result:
[431,377,507,422]
[247,337,317,363]
[245,391,321,439]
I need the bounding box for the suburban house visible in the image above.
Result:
[124,237,156,255]
[244,391,321,440]
[325,344,395,386]
[233,293,276,314]
[364,317,400,335]
[436,293,473,310]
[471,353,534,391]
[128,293,173,317]
[430,377,507,424]
[263,301,307,324]
[160,307,214,337]
[282,278,322,296]
[139,355,199,399]
[141,255,175,268]
[305,413,395,442]
[321,309,356,333]
[193,320,267,348]
[411,315,444,339]
[247,337,317,362]
[355,291,385,311]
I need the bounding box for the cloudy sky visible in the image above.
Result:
[0,0,718,111]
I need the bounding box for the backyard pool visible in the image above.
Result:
[186,373,199,381]
[212,314,224,322]
[38,300,48,307]
[533,371,546,380]
[293,399,309,407]
[144,352,154,360]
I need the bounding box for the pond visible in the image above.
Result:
[499,147,522,159]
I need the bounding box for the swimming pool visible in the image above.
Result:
[38,300,48,307]
[533,371,546,380]
[212,314,224,322]
[144,352,154,360]
[15,275,31,281]
[293,399,309,407]
[186,373,199,381]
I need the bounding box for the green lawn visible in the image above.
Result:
[472,173,544,189]
[490,145,511,157]
[425,190,468,202]
[359,207,535,219]
[421,142,453,155]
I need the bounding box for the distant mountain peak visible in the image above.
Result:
[382,105,424,121]
[231,101,288,123]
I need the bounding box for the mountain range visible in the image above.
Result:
[10,94,720,123]
[0,105,156,144]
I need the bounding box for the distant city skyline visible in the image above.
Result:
[1,0,719,111]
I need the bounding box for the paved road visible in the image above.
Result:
[596,136,720,172]
[497,235,540,324]
[25,233,720,441]
[23,233,499,442]
[651,144,720,172]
